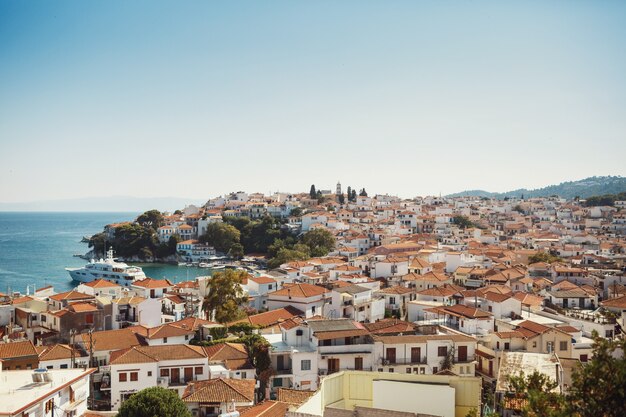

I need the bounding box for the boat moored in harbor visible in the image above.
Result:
[65,249,146,287]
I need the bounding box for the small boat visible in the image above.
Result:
[185,263,194,267]
[212,265,225,270]
[198,262,210,268]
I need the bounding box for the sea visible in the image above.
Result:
[0,212,212,295]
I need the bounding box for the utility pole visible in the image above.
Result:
[70,329,76,368]
[88,328,95,410]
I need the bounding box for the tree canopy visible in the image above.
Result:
[136,209,164,231]
[505,333,626,417]
[528,251,562,264]
[301,228,336,257]
[117,386,191,417]
[200,222,241,253]
[202,269,248,323]
[452,215,476,229]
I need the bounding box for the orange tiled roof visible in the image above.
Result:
[269,283,328,298]
[276,388,316,405]
[182,378,255,403]
[239,401,290,417]
[0,340,38,359]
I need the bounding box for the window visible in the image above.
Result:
[560,341,568,351]
[389,297,396,305]
[388,368,394,373]
[148,371,152,377]
[312,306,316,314]
[119,372,127,382]
[241,372,247,378]
[301,360,311,371]
[406,368,411,373]
[60,364,68,369]
[438,346,447,357]
[85,313,94,324]
[130,372,138,381]
[532,341,537,348]
[160,369,170,377]
[580,354,588,363]
[504,342,510,350]
[195,367,203,375]
[163,337,168,343]
[378,368,384,372]
[547,341,555,353]
[185,335,189,340]
[420,367,425,374]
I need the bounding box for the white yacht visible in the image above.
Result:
[66,249,146,287]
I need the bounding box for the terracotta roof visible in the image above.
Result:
[132,277,174,289]
[269,283,328,298]
[239,401,290,417]
[110,344,206,364]
[145,323,195,339]
[80,327,147,351]
[276,388,316,405]
[426,304,493,319]
[373,333,476,344]
[38,344,86,361]
[233,306,304,328]
[171,317,220,331]
[601,295,626,309]
[378,286,413,295]
[0,340,38,359]
[68,302,99,313]
[49,290,94,302]
[249,276,277,285]
[182,378,255,403]
[83,279,121,288]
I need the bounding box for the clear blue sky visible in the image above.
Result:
[1,0,625,201]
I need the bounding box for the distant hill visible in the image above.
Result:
[0,196,205,212]
[447,176,626,200]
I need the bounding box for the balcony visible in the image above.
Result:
[382,357,427,365]
[319,344,373,355]
[319,367,372,375]
[275,368,293,376]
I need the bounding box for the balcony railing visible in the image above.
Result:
[382,357,427,365]
[319,345,373,355]
[275,368,293,375]
[319,367,372,375]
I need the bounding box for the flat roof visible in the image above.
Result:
[0,368,94,414]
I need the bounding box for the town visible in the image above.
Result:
[1,183,625,417]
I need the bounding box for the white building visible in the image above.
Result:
[0,366,94,417]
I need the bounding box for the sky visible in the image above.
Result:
[1,0,625,203]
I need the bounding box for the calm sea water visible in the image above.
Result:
[0,212,211,294]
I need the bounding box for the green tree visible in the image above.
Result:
[301,228,336,257]
[513,204,524,214]
[290,206,303,217]
[136,209,164,231]
[200,222,241,253]
[346,186,352,201]
[228,243,245,259]
[528,251,562,264]
[88,232,108,256]
[268,246,310,269]
[351,189,357,201]
[567,332,626,417]
[113,223,159,259]
[202,269,248,323]
[506,370,567,417]
[338,193,345,204]
[309,184,316,199]
[452,215,475,229]
[238,334,274,400]
[117,386,191,417]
